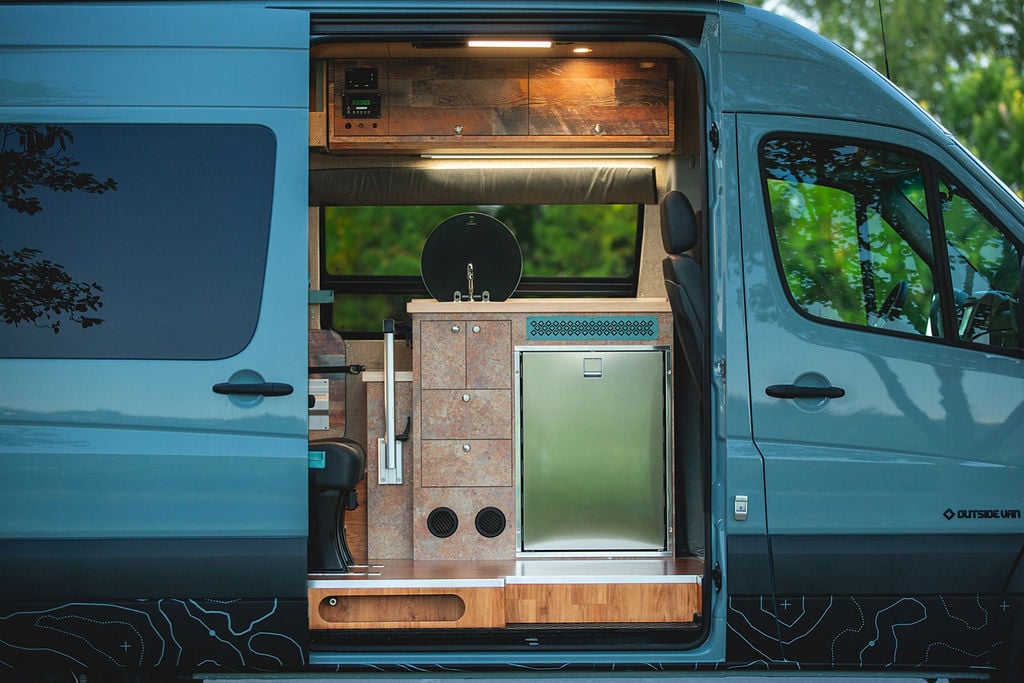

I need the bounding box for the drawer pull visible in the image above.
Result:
[451,325,461,333]
[472,325,481,333]
[462,443,472,453]
[462,393,471,402]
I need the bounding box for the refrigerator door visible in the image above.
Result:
[519,349,669,553]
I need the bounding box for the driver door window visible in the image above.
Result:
[762,135,1022,353]
[762,137,940,337]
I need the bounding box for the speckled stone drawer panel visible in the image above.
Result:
[420,389,512,440]
[466,320,511,389]
[420,439,512,487]
[365,381,414,560]
[414,486,516,560]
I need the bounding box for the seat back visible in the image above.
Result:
[660,190,707,558]
[660,190,705,386]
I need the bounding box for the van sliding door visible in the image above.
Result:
[0,4,310,604]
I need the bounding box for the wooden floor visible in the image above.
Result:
[309,558,703,630]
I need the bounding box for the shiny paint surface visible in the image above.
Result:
[0,4,310,597]
[735,113,1024,588]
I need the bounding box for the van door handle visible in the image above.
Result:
[213,382,294,397]
[766,384,845,399]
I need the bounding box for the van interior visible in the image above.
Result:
[304,36,710,651]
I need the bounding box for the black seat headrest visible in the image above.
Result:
[660,190,699,255]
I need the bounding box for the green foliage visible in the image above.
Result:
[750,0,1024,195]
[324,204,637,278]
[941,57,1024,196]
[324,204,638,332]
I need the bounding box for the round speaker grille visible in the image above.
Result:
[426,507,459,538]
[474,507,506,538]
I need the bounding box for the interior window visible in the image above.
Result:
[762,138,940,337]
[939,175,1021,349]
[322,203,640,334]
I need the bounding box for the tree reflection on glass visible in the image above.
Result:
[1,124,115,333]
[762,137,939,335]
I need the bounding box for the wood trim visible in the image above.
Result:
[505,581,700,624]
[406,297,670,314]
[309,585,505,629]
[308,559,703,629]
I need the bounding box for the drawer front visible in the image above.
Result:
[420,439,512,487]
[421,390,512,440]
[420,320,467,389]
[467,320,511,389]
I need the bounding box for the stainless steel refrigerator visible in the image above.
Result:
[517,347,671,554]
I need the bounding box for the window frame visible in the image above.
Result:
[759,132,1023,357]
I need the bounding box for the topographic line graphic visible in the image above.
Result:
[860,597,927,667]
[831,596,865,666]
[155,599,186,666]
[922,638,1002,666]
[726,597,786,662]
[188,598,278,637]
[939,595,988,631]
[176,601,245,665]
[36,614,145,667]
[247,630,305,667]
[779,596,835,646]
[0,637,88,669]
[1,602,167,669]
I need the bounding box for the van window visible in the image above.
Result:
[940,175,1021,349]
[762,137,940,336]
[322,203,640,334]
[762,135,1022,352]
[0,124,276,359]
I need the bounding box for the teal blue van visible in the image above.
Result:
[1,1,1021,681]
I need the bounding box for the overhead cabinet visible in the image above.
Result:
[327,57,674,152]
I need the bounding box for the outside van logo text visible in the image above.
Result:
[944,508,1021,520]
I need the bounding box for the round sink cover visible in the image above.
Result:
[420,212,522,302]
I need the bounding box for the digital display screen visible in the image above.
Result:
[342,93,381,119]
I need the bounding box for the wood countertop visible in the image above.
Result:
[406,297,670,314]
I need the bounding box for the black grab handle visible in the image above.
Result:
[213,382,294,397]
[766,384,845,400]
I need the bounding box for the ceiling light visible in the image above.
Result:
[467,40,553,49]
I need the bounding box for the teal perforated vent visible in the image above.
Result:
[526,315,658,341]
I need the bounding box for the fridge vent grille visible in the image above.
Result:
[526,315,658,341]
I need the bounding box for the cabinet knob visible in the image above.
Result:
[472,325,481,334]
[451,325,460,333]
[462,443,472,453]
[462,393,471,402]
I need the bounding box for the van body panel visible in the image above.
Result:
[0,0,1021,679]
[719,6,944,137]
[0,4,310,601]
[737,113,1024,585]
